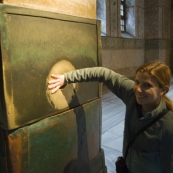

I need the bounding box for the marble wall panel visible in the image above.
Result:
[102,50,112,68]
[101,37,124,49]
[102,48,144,78]
[159,0,171,9]
[162,9,171,39]
[145,49,159,62]
[123,38,136,49]
[126,7,136,37]
[145,0,159,8]
[125,49,144,67]
[136,39,145,49]
[125,50,138,67]
[2,0,96,19]
[145,40,171,64]
[145,7,162,39]
[136,7,144,39]
[145,39,171,49]
[110,50,126,70]
[110,0,119,37]
[115,67,137,78]
[106,0,111,36]
[136,0,144,8]
[160,40,171,48]
[145,40,160,49]
[159,49,171,64]
[101,37,144,50]
[102,50,126,70]
[135,49,145,65]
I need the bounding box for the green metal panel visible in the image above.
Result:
[0,4,102,130]
[0,99,104,173]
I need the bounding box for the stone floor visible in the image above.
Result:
[101,77,173,173]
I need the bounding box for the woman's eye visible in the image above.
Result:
[144,83,151,87]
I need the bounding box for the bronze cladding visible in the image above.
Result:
[0,4,102,130]
[0,99,105,173]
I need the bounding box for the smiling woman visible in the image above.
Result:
[48,60,173,173]
[133,71,168,114]
[135,61,173,112]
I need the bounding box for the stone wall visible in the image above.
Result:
[1,0,96,19]
[144,0,171,67]
[102,37,144,78]
[102,0,145,78]
[101,0,172,78]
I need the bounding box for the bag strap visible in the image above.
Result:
[124,109,169,160]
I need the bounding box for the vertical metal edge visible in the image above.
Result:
[0,5,5,129]
[97,19,102,67]
[0,6,15,130]
[0,12,5,129]
[7,127,29,173]
[98,98,102,150]
[96,19,103,99]
[0,129,8,173]
[96,20,103,151]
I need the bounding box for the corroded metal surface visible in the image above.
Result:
[0,99,105,173]
[0,4,102,130]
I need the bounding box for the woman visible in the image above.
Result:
[48,61,173,173]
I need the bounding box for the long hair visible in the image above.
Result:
[136,61,173,111]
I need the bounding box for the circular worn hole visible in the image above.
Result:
[46,60,77,110]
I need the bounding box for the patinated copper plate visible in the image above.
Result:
[0,99,101,173]
[0,4,102,129]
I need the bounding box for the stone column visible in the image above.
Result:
[1,0,96,19]
[109,0,121,37]
[144,0,171,65]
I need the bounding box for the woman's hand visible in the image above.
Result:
[48,74,65,94]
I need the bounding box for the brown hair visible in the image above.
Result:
[136,61,173,111]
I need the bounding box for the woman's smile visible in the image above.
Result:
[133,72,165,113]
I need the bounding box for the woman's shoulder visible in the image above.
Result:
[163,110,173,121]
[160,110,173,134]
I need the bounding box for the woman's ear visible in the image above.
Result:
[160,85,169,96]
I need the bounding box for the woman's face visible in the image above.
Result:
[133,72,165,113]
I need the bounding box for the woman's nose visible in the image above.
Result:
[136,85,142,92]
